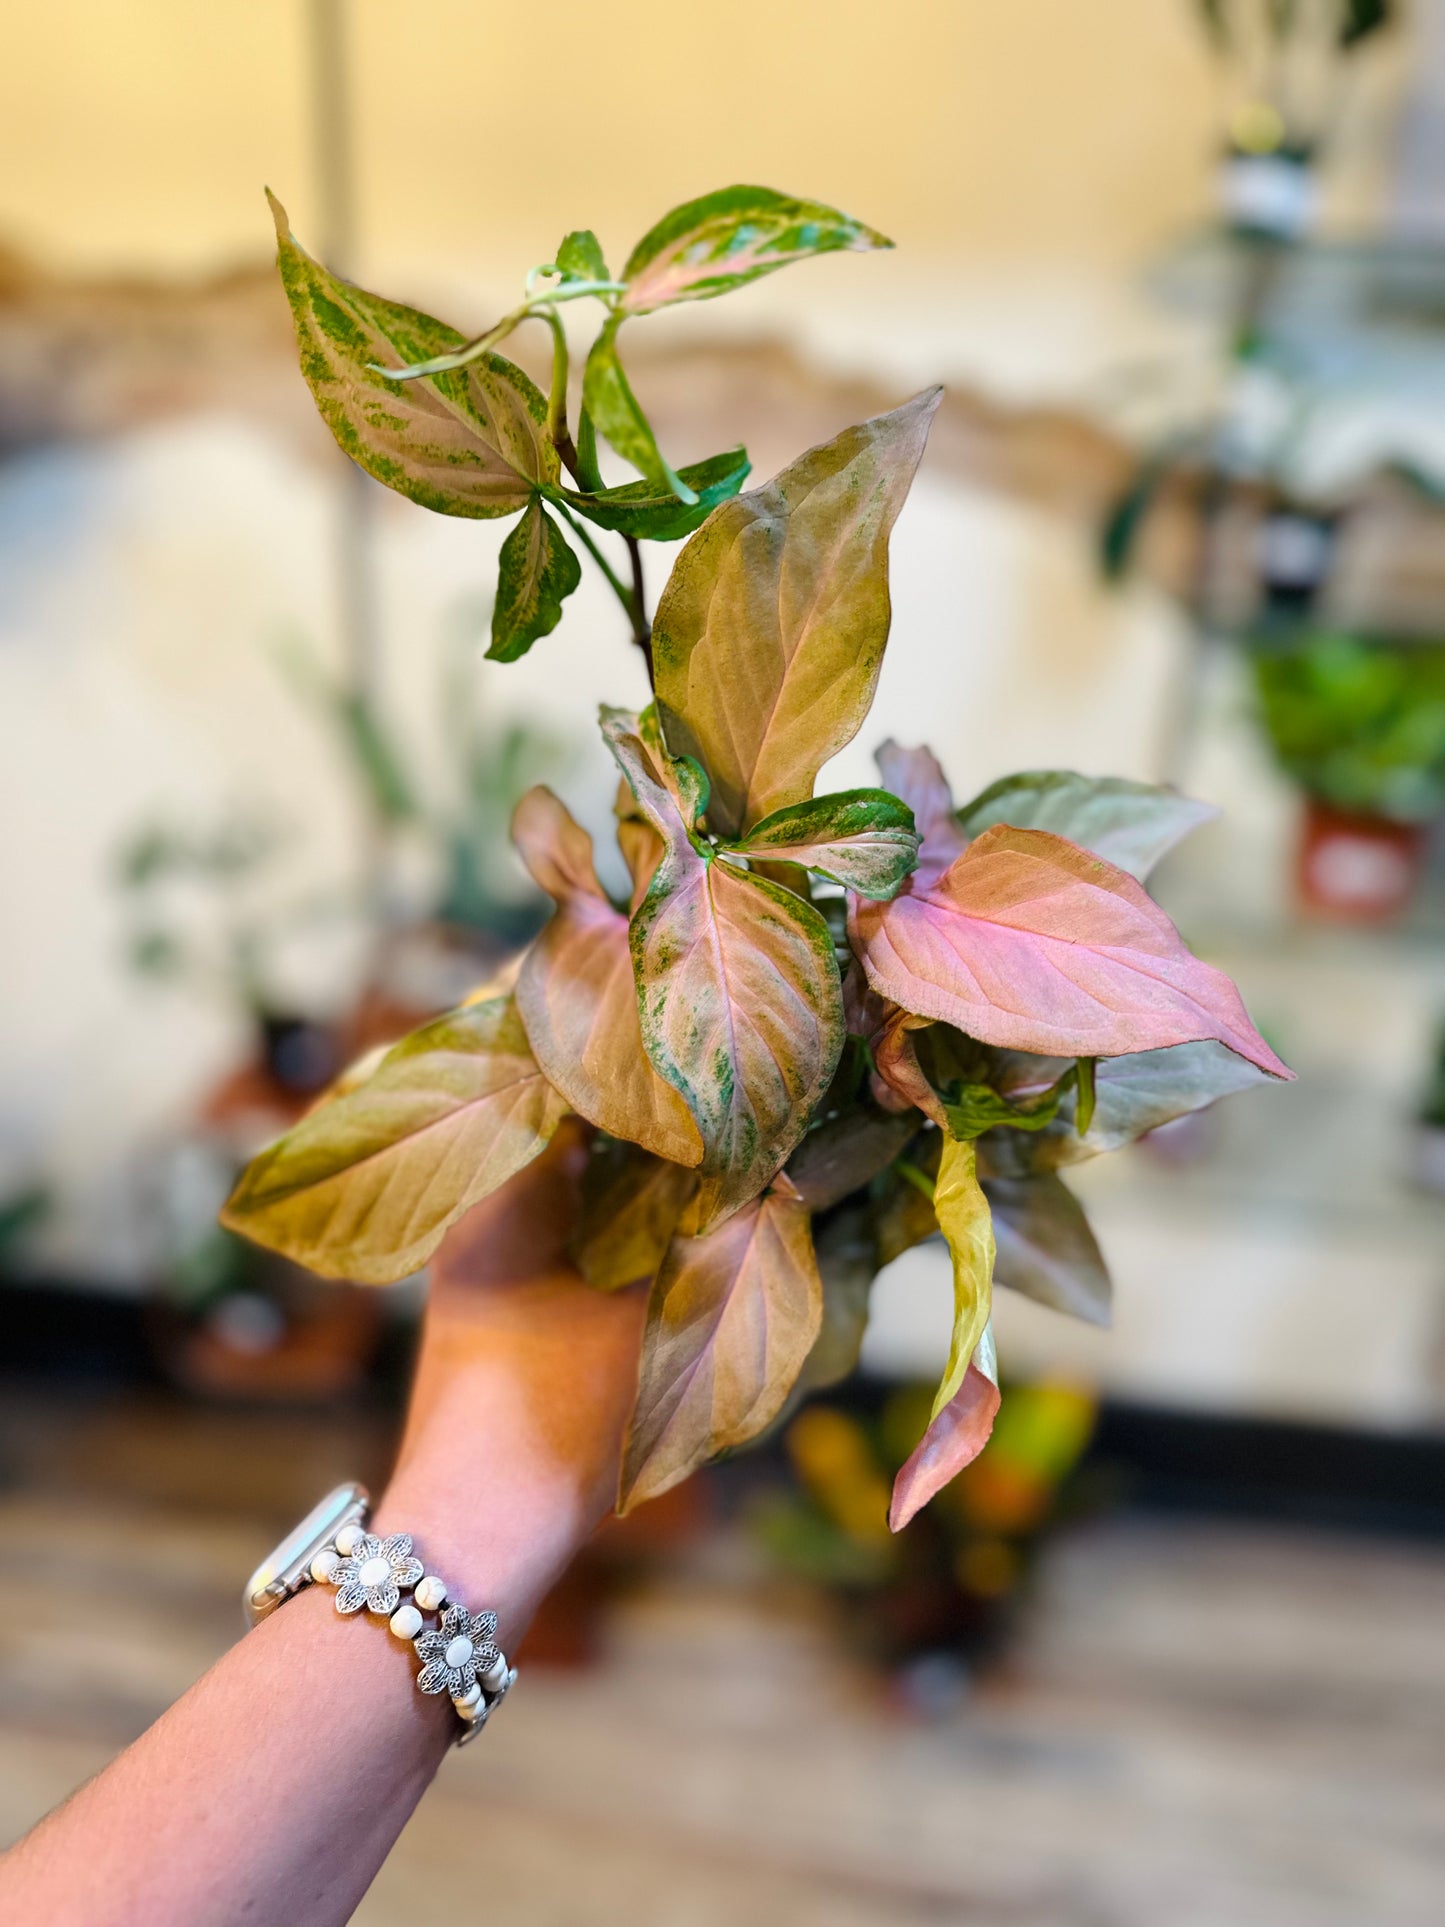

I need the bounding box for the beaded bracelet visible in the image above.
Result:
[308,1523,516,1745]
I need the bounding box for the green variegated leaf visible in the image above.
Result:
[557,448,750,541]
[723,789,919,899]
[984,1170,1111,1326]
[487,497,582,662]
[654,391,941,836]
[582,317,697,503]
[621,185,892,315]
[571,1138,698,1291]
[268,192,555,518]
[220,995,566,1283]
[555,228,609,283]
[955,770,1217,882]
[602,707,844,1228]
[619,1184,823,1510]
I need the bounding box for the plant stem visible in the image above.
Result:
[541,309,569,447]
[552,500,650,671]
[624,535,653,680]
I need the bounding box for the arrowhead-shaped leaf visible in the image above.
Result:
[557,448,751,541]
[487,496,581,662]
[220,995,566,1283]
[850,824,1291,1075]
[571,1138,698,1292]
[582,316,697,502]
[268,192,555,518]
[874,740,968,888]
[603,708,844,1227]
[619,1185,823,1510]
[621,185,892,315]
[722,789,919,898]
[511,786,702,1168]
[956,770,1217,882]
[985,1170,1112,1325]
[890,1137,999,1529]
[981,1038,1276,1172]
[654,391,942,837]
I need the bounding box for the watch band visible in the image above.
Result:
[243,1483,515,1747]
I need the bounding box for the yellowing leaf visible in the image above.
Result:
[603,709,844,1227]
[653,391,941,836]
[889,1138,999,1529]
[511,786,702,1168]
[621,185,892,315]
[487,496,581,662]
[619,1187,823,1510]
[722,789,919,898]
[850,824,1292,1074]
[269,192,555,518]
[220,995,565,1283]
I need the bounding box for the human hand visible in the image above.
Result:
[375,1120,645,1646]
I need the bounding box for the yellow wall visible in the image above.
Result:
[2,0,1225,278]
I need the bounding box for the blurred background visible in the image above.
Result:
[3,1,1445,1919]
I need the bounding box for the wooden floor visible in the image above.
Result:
[1,1389,1443,1925]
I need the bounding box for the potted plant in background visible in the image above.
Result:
[1251,629,1445,921]
[219,183,1291,1526]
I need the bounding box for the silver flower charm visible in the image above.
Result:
[333,1533,424,1616]
[414,1604,499,1697]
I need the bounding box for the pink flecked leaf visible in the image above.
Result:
[512,786,702,1168]
[850,824,1291,1076]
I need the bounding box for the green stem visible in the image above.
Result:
[541,309,569,447]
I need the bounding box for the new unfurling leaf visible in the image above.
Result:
[221,995,566,1283]
[511,785,702,1167]
[619,1184,823,1510]
[268,193,555,518]
[621,185,892,315]
[722,789,919,899]
[603,708,844,1227]
[654,391,941,836]
[890,1138,1000,1529]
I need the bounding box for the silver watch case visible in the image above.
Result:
[243,1481,371,1627]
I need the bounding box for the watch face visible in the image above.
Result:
[243,1482,369,1625]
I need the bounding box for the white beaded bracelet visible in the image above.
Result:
[243,1484,515,1746]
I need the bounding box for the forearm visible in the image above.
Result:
[0,1274,643,1927]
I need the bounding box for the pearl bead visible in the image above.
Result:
[357,1555,391,1590]
[310,1549,340,1585]
[334,1524,363,1558]
[414,1575,447,1611]
[452,1683,482,1712]
[389,1604,422,1640]
[479,1653,508,1692]
[444,1636,473,1671]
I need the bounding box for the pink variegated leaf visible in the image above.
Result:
[602,708,844,1228]
[512,786,702,1168]
[619,1183,823,1510]
[850,824,1291,1076]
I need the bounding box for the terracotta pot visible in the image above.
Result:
[1295,796,1427,924]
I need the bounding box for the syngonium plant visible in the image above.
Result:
[225,184,1292,1527]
